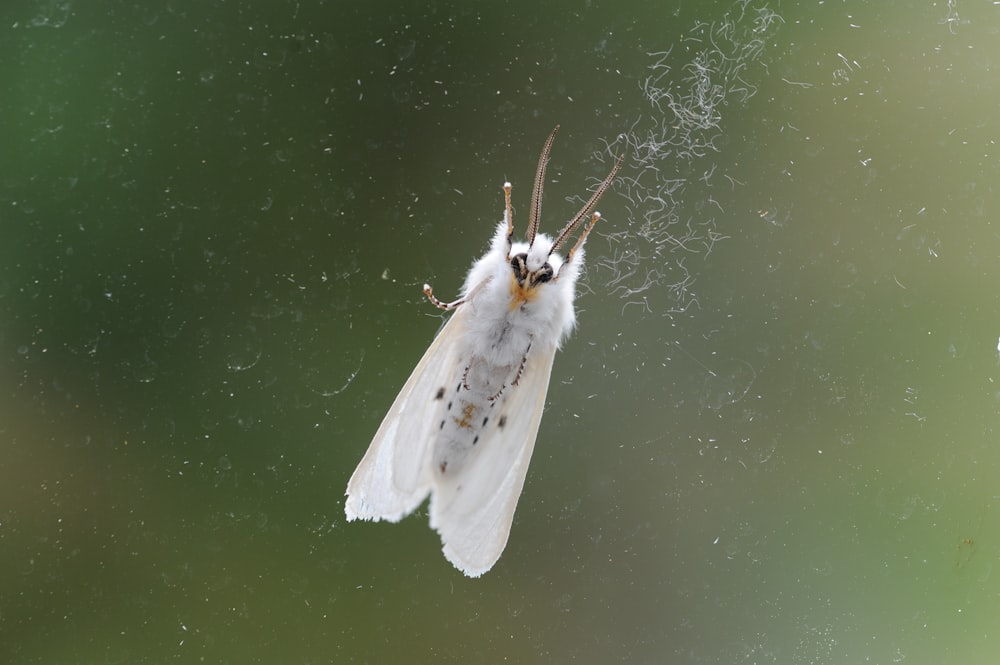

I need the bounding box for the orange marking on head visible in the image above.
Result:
[508,273,540,310]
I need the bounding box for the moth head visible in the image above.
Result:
[503,126,624,286]
[510,250,555,290]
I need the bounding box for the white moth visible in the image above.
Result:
[345,126,623,577]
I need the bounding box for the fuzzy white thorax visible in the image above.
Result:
[457,221,581,368]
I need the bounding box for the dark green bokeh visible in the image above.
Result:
[2,0,999,662]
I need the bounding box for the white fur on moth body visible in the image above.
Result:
[345,126,623,577]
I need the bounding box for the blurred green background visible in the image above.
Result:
[2,0,999,662]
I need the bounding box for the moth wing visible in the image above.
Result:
[344,307,469,522]
[429,342,558,577]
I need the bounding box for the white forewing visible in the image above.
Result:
[429,341,557,577]
[344,306,470,522]
[346,267,555,577]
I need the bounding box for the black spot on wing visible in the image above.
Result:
[498,415,508,429]
[482,416,489,427]
[434,387,445,400]
[472,435,479,445]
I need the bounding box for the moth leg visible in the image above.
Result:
[461,363,472,392]
[423,275,493,311]
[486,341,532,403]
[510,341,532,388]
[462,361,504,400]
[423,284,464,310]
[557,212,601,279]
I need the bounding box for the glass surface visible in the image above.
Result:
[2,0,998,662]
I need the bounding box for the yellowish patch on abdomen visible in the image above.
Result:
[453,400,478,429]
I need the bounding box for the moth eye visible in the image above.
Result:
[535,264,554,284]
[510,253,528,276]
